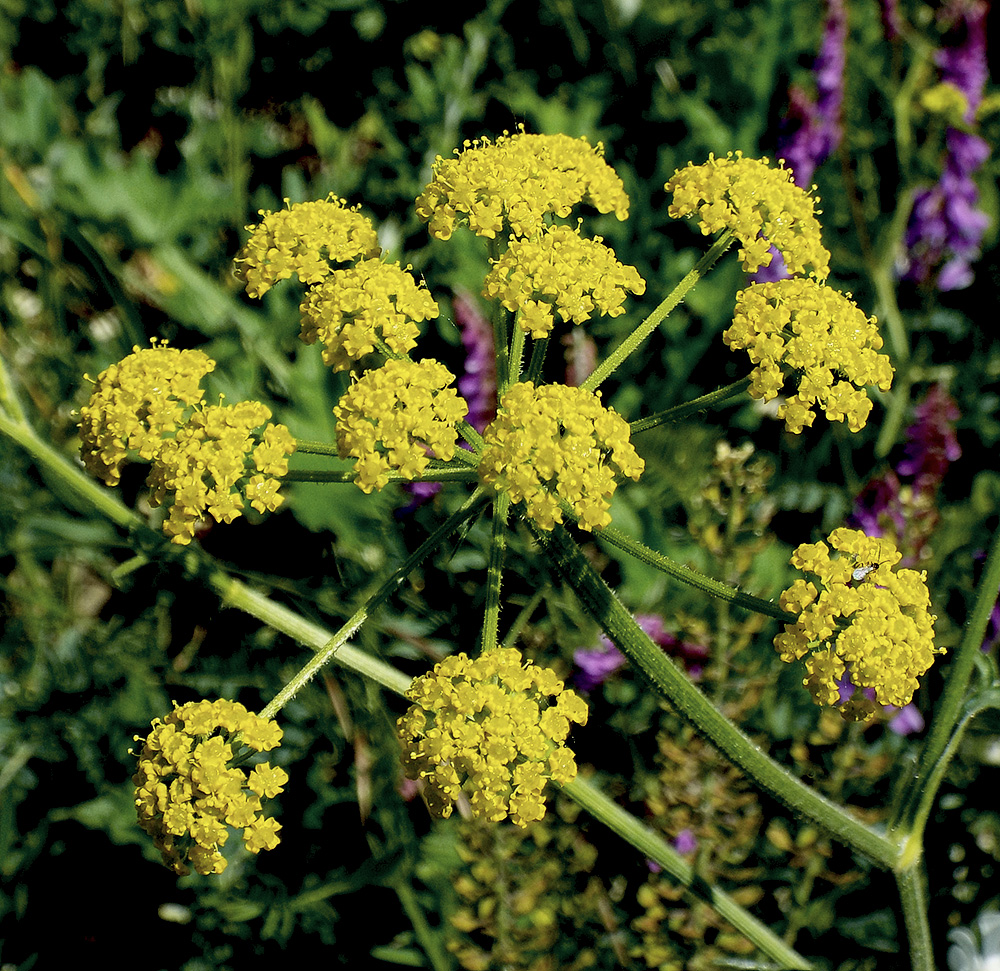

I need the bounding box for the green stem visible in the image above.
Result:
[896,865,935,971]
[564,775,814,969]
[285,466,480,484]
[292,439,342,457]
[524,334,549,385]
[481,490,510,653]
[247,489,489,719]
[630,376,754,434]
[595,521,797,624]
[508,317,526,387]
[582,229,735,394]
[893,522,1000,838]
[0,410,145,534]
[535,521,897,867]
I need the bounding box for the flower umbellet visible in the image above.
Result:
[665,152,831,280]
[415,128,630,241]
[478,381,644,531]
[131,699,287,875]
[397,647,588,827]
[234,194,381,298]
[725,277,894,433]
[774,528,941,720]
[334,357,469,493]
[78,344,295,544]
[483,224,646,338]
[299,258,439,371]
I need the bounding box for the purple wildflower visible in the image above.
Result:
[761,0,846,284]
[673,828,698,855]
[778,0,847,188]
[453,290,496,433]
[889,704,926,736]
[849,384,960,562]
[880,0,902,40]
[573,614,709,691]
[901,0,990,290]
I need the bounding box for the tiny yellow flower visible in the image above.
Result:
[483,225,646,338]
[236,194,381,298]
[478,382,644,531]
[775,528,941,719]
[299,258,439,371]
[334,358,469,493]
[725,278,893,433]
[416,128,630,240]
[131,699,287,875]
[665,152,831,279]
[398,647,588,826]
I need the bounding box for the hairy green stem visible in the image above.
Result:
[285,466,480,484]
[247,490,489,719]
[582,229,735,394]
[481,490,510,654]
[565,775,814,969]
[629,376,754,434]
[536,522,898,866]
[595,521,797,624]
[896,865,935,971]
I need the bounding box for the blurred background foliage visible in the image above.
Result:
[1,0,998,968]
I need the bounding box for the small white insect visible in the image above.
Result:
[852,564,877,582]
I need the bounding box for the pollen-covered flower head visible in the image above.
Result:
[725,278,893,434]
[334,357,469,493]
[665,153,831,279]
[147,399,296,545]
[236,194,381,298]
[478,382,644,531]
[131,699,287,875]
[774,527,941,719]
[397,647,589,827]
[483,225,646,338]
[416,129,630,240]
[78,342,215,486]
[299,258,439,371]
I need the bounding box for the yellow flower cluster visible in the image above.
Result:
[725,278,894,434]
[665,153,830,279]
[132,699,287,875]
[397,648,588,827]
[78,341,214,486]
[235,194,381,298]
[415,129,630,240]
[483,225,646,338]
[478,382,644,531]
[78,345,295,544]
[147,400,295,543]
[334,358,469,493]
[299,258,439,371]
[774,528,941,719]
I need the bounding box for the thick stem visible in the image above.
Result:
[896,864,936,971]
[535,522,898,867]
[481,490,510,653]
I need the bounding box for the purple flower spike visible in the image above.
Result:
[778,0,847,188]
[901,0,990,290]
